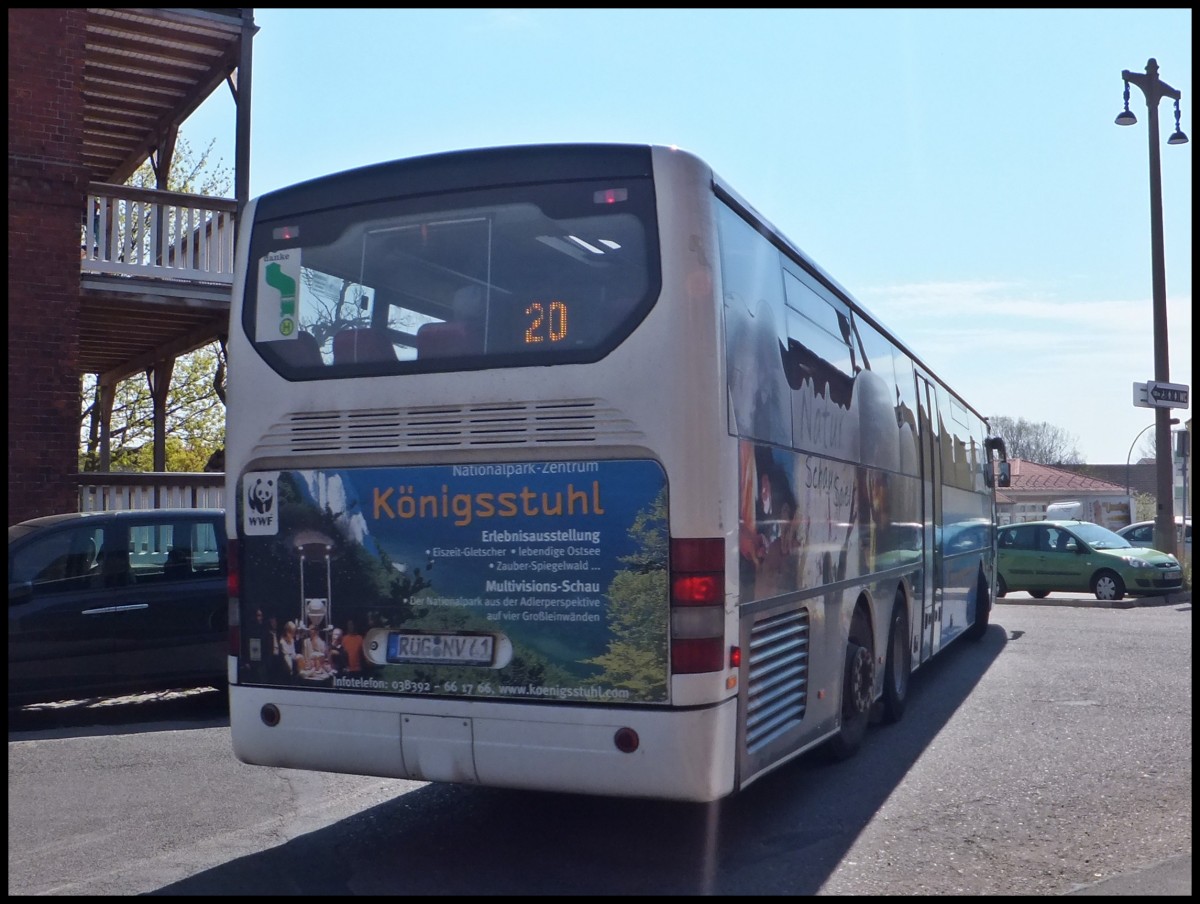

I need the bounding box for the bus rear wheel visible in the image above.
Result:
[880,595,910,724]
[826,607,874,760]
[966,571,991,641]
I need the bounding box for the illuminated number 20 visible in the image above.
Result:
[524,300,568,343]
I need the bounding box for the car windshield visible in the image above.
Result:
[1069,522,1132,550]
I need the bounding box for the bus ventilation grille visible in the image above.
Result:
[257,400,643,454]
[745,608,810,753]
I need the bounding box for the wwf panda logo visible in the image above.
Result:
[248,477,275,515]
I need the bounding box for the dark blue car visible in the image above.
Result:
[8,508,228,707]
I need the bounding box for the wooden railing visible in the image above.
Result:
[77,472,225,512]
[81,183,236,284]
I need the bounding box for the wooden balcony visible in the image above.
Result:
[80,183,236,381]
[83,183,236,284]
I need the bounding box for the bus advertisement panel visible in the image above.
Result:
[237,458,670,704]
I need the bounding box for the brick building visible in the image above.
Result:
[9,9,90,522]
[7,9,255,525]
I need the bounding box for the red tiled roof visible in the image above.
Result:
[1003,459,1128,495]
[1051,462,1158,497]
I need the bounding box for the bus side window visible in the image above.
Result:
[781,337,855,406]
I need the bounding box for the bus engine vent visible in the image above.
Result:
[257,400,643,455]
[745,608,810,753]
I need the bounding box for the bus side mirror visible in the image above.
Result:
[984,436,1009,488]
[997,461,1011,488]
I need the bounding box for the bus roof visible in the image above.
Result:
[248,140,990,428]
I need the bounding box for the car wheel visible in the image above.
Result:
[966,571,991,641]
[880,595,910,723]
[826,606,874,760]
[1029,590,1050,599]
[1092,570,1125,602]
[996,574,1008,598]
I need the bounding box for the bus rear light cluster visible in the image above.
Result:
[227,538,242,658]
[669,537,725,674]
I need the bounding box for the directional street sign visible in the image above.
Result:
[1133,381,1190,409]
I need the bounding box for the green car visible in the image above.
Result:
[997,520,1183,602]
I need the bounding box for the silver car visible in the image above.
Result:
[1116,517,1192,563]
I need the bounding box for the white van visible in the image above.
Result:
[1045,501,1084,521]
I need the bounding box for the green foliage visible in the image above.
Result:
[1133,493,1157,521]
[988,415,1083,464]
[79,342,226,472]
[584,488,670,699]
[127,135,231,197]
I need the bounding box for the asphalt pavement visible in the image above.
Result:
[996,585,1192,897]
[1064,853,1192,896]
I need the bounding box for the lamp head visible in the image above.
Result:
[1116,79,1137,126]
[1168,99,1188,144]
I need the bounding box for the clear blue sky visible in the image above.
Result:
[189,9,1192,466]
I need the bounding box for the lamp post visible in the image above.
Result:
[1174,426,1188,553]
[1115,58,1189,557]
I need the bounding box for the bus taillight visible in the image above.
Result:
[227,538,241,658]
[672,572,721,604]
[669,537,725,674]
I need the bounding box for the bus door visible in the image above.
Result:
[916,375,943,663]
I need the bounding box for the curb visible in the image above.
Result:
[996,591,1191,610]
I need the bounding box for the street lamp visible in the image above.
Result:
[1126,417,1179,498]
[1115,58,1189,557]
[1174,426,1189,554]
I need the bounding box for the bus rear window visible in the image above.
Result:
[245,178,659,376]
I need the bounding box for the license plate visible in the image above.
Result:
[1164,569,1181,580]
[386,632,495,666]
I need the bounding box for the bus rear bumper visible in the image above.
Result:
[230,686,738,802]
